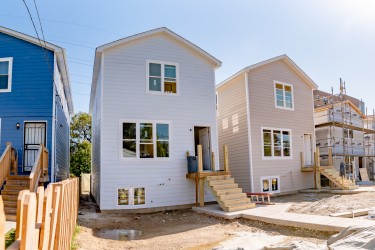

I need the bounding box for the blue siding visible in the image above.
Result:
[0,32,54,179]
[54,91,70,181]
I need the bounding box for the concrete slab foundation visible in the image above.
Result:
[193,204,375,232]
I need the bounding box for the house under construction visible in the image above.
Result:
[313,80,375,188]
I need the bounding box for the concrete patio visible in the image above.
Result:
[193,203,375,232]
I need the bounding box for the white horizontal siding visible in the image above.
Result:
[91,68,102,204]
[100,33,218,210]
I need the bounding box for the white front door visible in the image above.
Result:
[199,127,211,170]
[303,134,313,166]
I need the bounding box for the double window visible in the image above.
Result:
[274,81,293,110]
[261,176,280,193]
[262,128,291,158]
[147,60,178,94]
[122,121,170,159]
[0,58,13,92]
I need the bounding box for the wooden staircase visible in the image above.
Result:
[206,175,255,212]
[318,167,358,190]
[1,175,30,220]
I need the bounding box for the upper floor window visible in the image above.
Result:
[0,58,13,93]
[274,81,293,110]
[122,121,170,159]
[147,60,178,95]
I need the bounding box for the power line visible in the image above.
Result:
[0,14,121,36]
[33,0,47,48]
[71,73,91,78]
[68,57,92,63]
[68,61,92,67]
[72,92,90,96]
[47,39,95,49]
[21,0,54,80]
[72,80,91,85]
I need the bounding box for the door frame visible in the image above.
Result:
[192,125,212,171]
[303,133,313,166]
[23,121,47,172]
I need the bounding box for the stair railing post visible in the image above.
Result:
[328,147,333,166]
[197,145,204,207]
[315,147,321,189]
[314,151,317,189]
[223,145,229,172]
[197,145,203,173]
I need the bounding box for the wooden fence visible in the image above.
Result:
[0,178,79,250]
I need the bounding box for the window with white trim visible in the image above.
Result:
[262,128,291,158]
[275,81,293,109]
[147,61,178,94]
[261,176,280,193]
[122,122,170,159]
[0,58,13,92]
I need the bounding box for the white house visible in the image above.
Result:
[89,28,221,211]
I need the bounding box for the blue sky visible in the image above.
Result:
[2,0,375,114]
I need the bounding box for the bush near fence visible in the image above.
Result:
[0,178,79,250]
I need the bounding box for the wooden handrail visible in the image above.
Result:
[0,143,13,189]
[29,144,49,192]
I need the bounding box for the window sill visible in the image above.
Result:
[146,91,179,96]
[262,157,293,160]
[275,106,294,111]
[119,157,172,162]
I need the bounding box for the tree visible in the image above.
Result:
[70,112,92,177]
[70,140,91,177]
[70,112,92,146]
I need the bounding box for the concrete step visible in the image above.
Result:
[211,183,239,190]
[220,193,247,201]
[208,179,235,186]
[215,188,243,196]
[224,203,256,212]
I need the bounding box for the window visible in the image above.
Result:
[274,81,293,110]
[261,176,280,193]
[0,58,13,92]
[147,61,178,94]
[343,128,353,139]
[118,187,146,206]
[122,121,170,159]
[262,128,291,158]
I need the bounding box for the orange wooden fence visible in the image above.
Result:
[0,178,80,250]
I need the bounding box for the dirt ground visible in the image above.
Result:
[75,195,335,250]
[276,190,375,216]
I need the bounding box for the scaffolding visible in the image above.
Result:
[314,79,375,182]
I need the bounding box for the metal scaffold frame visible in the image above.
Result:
[314,79,375,182]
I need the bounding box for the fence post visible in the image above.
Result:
[20,193,37,250]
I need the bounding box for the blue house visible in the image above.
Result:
[0,26,73,203]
